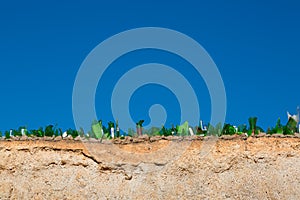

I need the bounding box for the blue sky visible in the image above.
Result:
[0,1,299,132]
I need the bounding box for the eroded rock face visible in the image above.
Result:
[0,138,300,199]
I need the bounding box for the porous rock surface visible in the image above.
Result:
[0,137,300,199]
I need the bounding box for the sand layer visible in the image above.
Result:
[1,136,300,199]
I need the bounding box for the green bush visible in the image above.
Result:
[284,117,297,135]
[66,128,79,138]
[271,118,284,134]
[30,127,44,137]
[221,124,236,135]
[5,131,10,139]
[45,125,55,137]
[12,129,22,137]
[55,128,63,137]
[159,126,172,136]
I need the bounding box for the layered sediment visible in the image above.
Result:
[0,136,300,199]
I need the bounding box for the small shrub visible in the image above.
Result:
[12,129,22,137]
[30,127,44,137]
[272,118,284,134]
[221,124,236,135]
[284,117,297,135]
[159,126,172,136]
[66,128,79,138]
[5,131,10,139]
[45,125,55,137]
[54,128,62,137]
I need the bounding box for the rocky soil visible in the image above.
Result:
[1,136,300,199]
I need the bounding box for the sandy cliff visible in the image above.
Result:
[1,136,300,199]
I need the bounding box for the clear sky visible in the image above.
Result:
[0,1,299,132]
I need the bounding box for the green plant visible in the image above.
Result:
[28,129,35,137]
[206,123,214,136]
[25,128,32,137]
[78,128,85,138]
[196,126,204,135]
[103,125,110,139]
[271,118,283,134]
[108,121,115,138]
[92,120,103,139]
[284,117,297,135]
[207,123,222,136]
[5,112,300,141]
[5,131,10,139]
[171,124,177,135]
[66,128,79,138]
[144,127,160,136]
[215,123,223,136]
[267,127,272,134]
[247,117,258,136]
[195,122,207,135]
[136,120,144,136]
[159,126,172,136]
[221,124,236,135]
[238,124,247,133]
[54,128,63,137]
[256,126,265,133]
[45,125,55,137]
[177,121,189,136]
[31,127,45,137]
[195,121,204,135]
[116,120,120,138]
[16,126,28,136]
[12,128,22,137]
